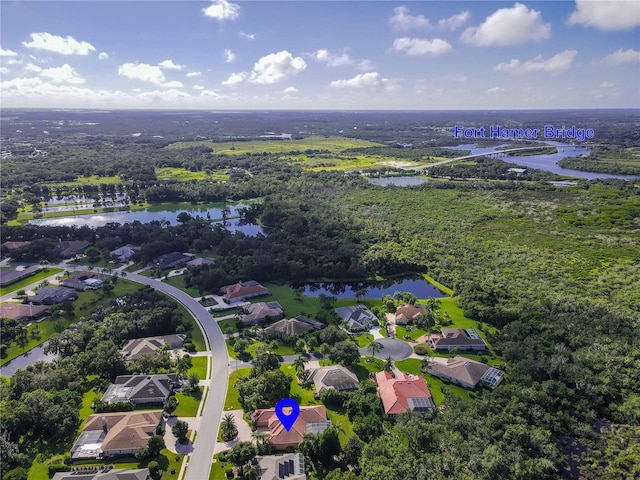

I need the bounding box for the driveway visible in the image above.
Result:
[213,409,254,454]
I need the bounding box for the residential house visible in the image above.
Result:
[186,257,216,268]
[240,301,284,326]
[221,280,269,303]
[253,405,331,450]
[293,315,325,330]
[70,411,162,459]
[153,251,194,269]
[121,334,186,361]
[0,265,41,287]
[102,374,179,405]
[308,365,360,394]
[394,304,426,326]
[263,318,314,339]
[334,305,378,332]
[430,328,487,351]
[29,286,77,305]
[253,454,307,480]
[427,356,504,389]
[58,239,90,258]
[52,469,150,480]
[374,371,436,415]
[1,240,32,251]
[0,303,50,322]
[62,272,105,291]
[110,244,140,263]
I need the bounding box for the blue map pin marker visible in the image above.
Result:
[275,398,300,432]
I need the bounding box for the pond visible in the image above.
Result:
[0,342,57,377]
[369,176,429,187]
[296,277,446,299]
[30,201,266,235]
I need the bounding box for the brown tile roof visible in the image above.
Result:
[309,365,360,394]
[83,411,161,453]
[432,328,486,349]
[1,241,31,250]
[375,371,434,415]
[253,406,329,449]
[263,318,314,337]
[394,304,426,323]
[241,302,283,325]
[427,356,492,388]
[0,303,50,321]
[221,281,268,301]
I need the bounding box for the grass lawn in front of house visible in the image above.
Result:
[210,454,234,480]
[280,364,320,407]
[394,326,429,341]
[223,368,251,410]
[354,333,374,347]
[163,274,202,297]
[178,303,207,352]
[174,387,204,417]
[187,356,208,379]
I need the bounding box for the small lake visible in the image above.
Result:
[30,201,266,235]
[369,176,429,187]
[444,142,638,180]
[297,277,446,299]
[0,342,57,377]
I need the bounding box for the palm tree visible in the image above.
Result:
[220,413,238,441]
[243,463,257,480]
[293,355,308,376]
[383,356,393,372]
[355,288,368,302]
[367,340,383,359]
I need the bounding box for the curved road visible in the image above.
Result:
[126,272,227,480]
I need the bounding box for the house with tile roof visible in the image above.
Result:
[70,411,162,459]
[121,334,186,361]
[430,328,487,351]
[58,239,91,258]
[28,286,77,305]
[253,453,307,480]
[334,305,378,332]
[253,405,331,450]
[241,301,284,326]
[0,303,50,322]
[309,365,360,394]
[102,374,179,405]
[263,318,314,339]
[427,356,504,389]
[374,371,435,415]
[0,265,41,287]
[394,304,426,326]
[221,280,269,303]
[61,272,105,291]
[186,257,216,267]
[110,244,140,263]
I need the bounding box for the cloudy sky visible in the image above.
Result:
[1,0,639,109]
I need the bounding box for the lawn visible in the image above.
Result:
[69,253,117,270]
[156,167,229,182]
[78,388,102,431]
[163,274,201,297]
[262,282,324,318]
[280,364,320,407]
[394,326,428,341]
[227,338,296,359]
[174,387,204,417]
[177,303,207,352]
[326,406,355,446]
[0,267,63,296]
[395,358,471,406]
[354,333,374,347]
[223,368,251,410]
[422,273,454,296]
[217,317,241,333]
[187,356,208,380]
[210,454,233,480]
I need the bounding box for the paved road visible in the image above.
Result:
[126,272,228,480]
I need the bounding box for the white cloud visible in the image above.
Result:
[158,59,183,70]
[118,63,165,84]
[569,0,640,31]
[357,59,375,71]
[202,0,240,20]
[221,71,247,86]
[250,50,307,84]
[390,6,430,30]
[98,52,109,60]
[600,81,614,88]
[487,87,506,94]
[312,49,354,67]
[437,11,470,30]
[595,48,640,66]
[22,32,96,55]
[284,86,298,93]
[224,49,236,63]
[392,37,452,56]
[137,89,191,101]
[495,50,577,75]
[161,80,184,88]
[186,71,202,77]
[0,67,9,74]
[25,63,43,73]
[239,32,255,40]
[40,63,85,84]
[201,89,224,98]
[461,3,550,46]
[193,85,205,90]
[330,72,391,90]
[1,47,18,57]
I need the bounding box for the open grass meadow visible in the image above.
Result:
[156,167,229,182]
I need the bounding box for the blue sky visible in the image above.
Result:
[1,1,639,109]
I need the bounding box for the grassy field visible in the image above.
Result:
[223,368,251,410]
[210,454,233,480]
[174,387,203,417]
[187,356,208,379]
[163,274,202,297]
[0,267,63,296]
[156,167,229,182]
[45,175,122,186]
[166,136,382,153]
[78,388,102,431]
